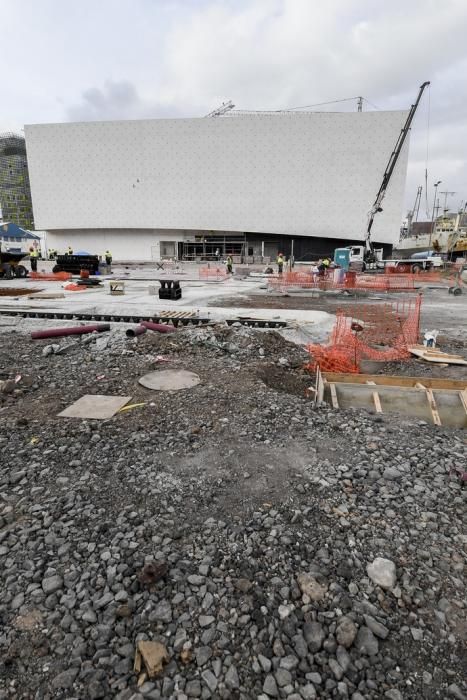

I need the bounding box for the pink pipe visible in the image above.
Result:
[31,323,110,340]
[140,321,175,334]
[126,325,147,338]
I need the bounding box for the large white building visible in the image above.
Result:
[24,111,409,262]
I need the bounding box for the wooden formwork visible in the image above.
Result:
[315,368,467,428]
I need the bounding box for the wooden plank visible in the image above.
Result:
[27,292,66,299]
[426,389,442,426]
[315,366,325,405]
[408,345,467,365]
[323,372,467,390]
[372,391,383,413]
[330,383,339,409]
[460,389,467,415]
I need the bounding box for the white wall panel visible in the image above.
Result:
[25,112,409,244]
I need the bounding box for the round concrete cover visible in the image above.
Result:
[139,370,201,391]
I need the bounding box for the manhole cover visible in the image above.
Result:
[138,370,201,391]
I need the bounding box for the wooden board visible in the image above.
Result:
[315,366,325,404]
[425,388,442,426]
[324,372,467,390]
[58,395,131,419]
[330,383,339,409]
[372,391,382,413]
[27,292,66,299]
[460,389,467,415]
[408,345,467,365]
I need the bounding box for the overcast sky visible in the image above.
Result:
[2,0,466,216]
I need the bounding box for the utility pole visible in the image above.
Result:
[439,190,456,214]
[429,181,441,246]
[357,96,363,112]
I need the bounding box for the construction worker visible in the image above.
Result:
[29,247,39,272]
[67,246,73,256]
[226,255,233,274]
[277,253,285,275]
[105,250,112,266]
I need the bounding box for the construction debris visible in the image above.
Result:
[134,641,170,679]
[408,345,467,365]
[118,401,147,412]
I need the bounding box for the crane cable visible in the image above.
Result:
[285,96,361,110]
[424,84,431,218]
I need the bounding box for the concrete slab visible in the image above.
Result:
[139,370,200,391]
[58,395,132,419]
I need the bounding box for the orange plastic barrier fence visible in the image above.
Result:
[268,270,416,292]
[29,272,72,281]
[306,296,422,373]
[199,266,228,281]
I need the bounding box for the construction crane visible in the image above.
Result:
[364,81,430,262]
[405,185,423,236]
[205,100,235,118]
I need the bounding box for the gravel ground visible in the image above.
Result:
[0,322,466,700]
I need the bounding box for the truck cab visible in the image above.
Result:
[334,245,383,271]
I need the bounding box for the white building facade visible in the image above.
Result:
[25,111,409,261]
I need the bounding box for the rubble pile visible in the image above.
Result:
[0,324,466,699]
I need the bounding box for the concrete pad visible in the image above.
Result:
[58,395,132,419]
[139,370,200,391]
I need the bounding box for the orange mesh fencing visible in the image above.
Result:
[306,296,422,373]
[199,266,228,281]
[268,270,335,291]
[355,274,415,291]
[268,270,416,293]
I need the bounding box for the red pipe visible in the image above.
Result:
[140,321,175,334]
[126,325,147,338]
[31,323,110,340]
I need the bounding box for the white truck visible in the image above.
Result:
[339,246,442,273]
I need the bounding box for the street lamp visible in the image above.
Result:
[429,181,442,245]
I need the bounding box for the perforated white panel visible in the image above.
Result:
[25,112,409,244]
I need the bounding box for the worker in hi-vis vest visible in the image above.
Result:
[277,253,285,275]
[29,247,39,272]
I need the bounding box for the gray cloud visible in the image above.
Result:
[66,80,180,122]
